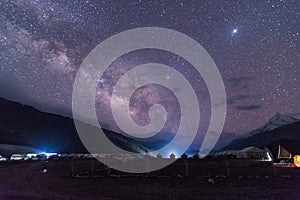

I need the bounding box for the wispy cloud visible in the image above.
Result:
[227,94,251,105]
[228,76,252,89]
[227,94,261,105]
[235,104,262,111]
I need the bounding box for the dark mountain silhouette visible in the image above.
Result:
[0,97,148,154]
[213,131,244,151]
[0,144,39,157]
[221,120,300,154]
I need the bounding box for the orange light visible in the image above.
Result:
[294,155,300,167]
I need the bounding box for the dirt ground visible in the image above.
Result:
[0,159,299,200]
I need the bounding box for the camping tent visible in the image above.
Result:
[236,146,267,159]
[277,145,292,158]
[217,146,268,160]
[267,140,300,159]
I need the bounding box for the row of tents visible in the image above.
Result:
[215,146,272,160]
[216,145,300,167]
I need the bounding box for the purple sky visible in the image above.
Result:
[0,0,299,137]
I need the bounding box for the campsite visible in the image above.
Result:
[0,144,300,200]
[0,0,299,199]
[0,156,299,200]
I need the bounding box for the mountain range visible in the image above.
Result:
[0,97,299,157]
[0,97,148,154]
[248,112,299,136]
[221,113,300,154]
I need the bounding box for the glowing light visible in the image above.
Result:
[266,152,272,161]
[26,153,37,158]
[232,29,238,34]
[169,152,177,159]
[41,152,58,158]
[294,155,300,167]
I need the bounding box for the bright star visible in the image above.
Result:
[232,29,238,34]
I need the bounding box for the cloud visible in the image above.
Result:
[228,76,252,89]
[227,94,261,105]
[227,94,251,105]
[235,104,262,111]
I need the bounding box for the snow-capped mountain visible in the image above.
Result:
[221,119,300,152]
[248,113,299,136]
[289,112,300,119]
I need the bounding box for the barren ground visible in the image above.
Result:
[0,159,299,200]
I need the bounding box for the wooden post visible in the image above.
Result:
[107,155,111,176]
[91,159,94,174]
[185,160,189,176]
[225,159,230,177]
[71,158,74,177]
[273,164,277,177]
[145,154,150,172]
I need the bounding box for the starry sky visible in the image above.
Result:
[0,0,299,140]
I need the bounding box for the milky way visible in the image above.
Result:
[0,0,299,142]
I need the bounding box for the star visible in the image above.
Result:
[0,0,299,137]
[232,29,238,35]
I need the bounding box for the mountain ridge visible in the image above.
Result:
[248,112,299,136]
[0,97,148,154]
[221,119,300,152]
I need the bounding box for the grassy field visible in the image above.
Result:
[0,159,299,200]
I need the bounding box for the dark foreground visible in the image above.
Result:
[0,159,299,200]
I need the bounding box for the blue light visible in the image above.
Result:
[40,152,58,158]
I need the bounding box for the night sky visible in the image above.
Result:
[0,0,299,139]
